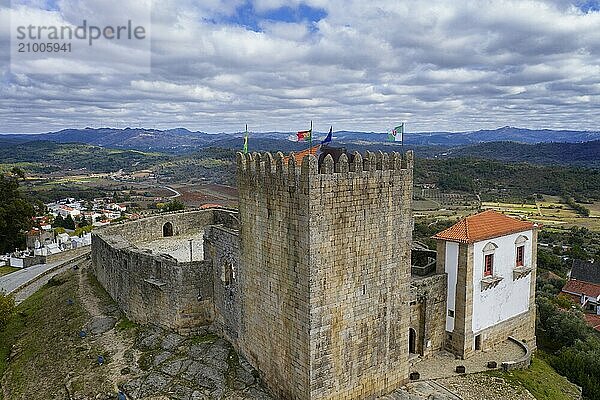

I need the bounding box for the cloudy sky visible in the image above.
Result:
[0,0,599,134]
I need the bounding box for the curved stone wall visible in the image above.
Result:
[91,208,238,334]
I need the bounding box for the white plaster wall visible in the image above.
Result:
[471,230,533,334]
[9,257,24,268]
[445,241,459,332]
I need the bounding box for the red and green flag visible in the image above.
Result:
[297,128,312,142]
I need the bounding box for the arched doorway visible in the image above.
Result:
[163,222,173,237]
[409,328,417,355]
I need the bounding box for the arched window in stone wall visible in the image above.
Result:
[163,222,173,237]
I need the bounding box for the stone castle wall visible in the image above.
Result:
[92,209,238,334]
[236,152,312,399]
[204,225,241,343]
[409,274,448,359]
[236,150,414,400]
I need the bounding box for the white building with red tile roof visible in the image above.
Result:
[433,210,539,358]
[562,260,600,319]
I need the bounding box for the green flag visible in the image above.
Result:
[388,123,404,142]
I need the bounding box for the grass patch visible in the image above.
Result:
[115,317,138,332]
[85,272,118,311]
[0,269,113,400]
[0,266,20,277]
[190,332,219,344]
[485,353,581,400]
[225,346,240,389]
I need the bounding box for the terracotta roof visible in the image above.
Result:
[584,314,600,332]
[562,279,600,298]
[432,210,535,243]
[200,203,223,209]
[283,144,320,164]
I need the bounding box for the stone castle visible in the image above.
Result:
[92,149,537,399]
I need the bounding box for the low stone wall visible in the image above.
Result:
[91,208,238,334]
[501,336,531,371]
[11,251,90,304]
[46,246,91,264]
[10,255,46,268]
[472,308,536,357]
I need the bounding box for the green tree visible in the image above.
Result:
[0,168,35,253]
[161,199,185,212]
[537,249,567,276]
[77,217,91,228]
[64,214,76,230]
[53,214,65,228]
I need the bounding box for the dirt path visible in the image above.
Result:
[76,262,135,393]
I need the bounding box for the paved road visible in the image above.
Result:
[163,185,181,199]
[0,249,89,295]
[0,261,66,294]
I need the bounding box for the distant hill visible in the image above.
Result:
[0,140,170,173]
[1,126,599,153]
[446,140,600,168]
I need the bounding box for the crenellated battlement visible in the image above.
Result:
[236,149,413,182]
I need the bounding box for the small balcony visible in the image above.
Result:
[513,265,533,281]
[481,275,503,291]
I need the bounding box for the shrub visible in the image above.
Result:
[0,292,15,330]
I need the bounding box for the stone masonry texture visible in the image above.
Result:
[91,148,536,400]
[236,150,414,400]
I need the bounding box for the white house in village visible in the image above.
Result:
[562,260,600,316]
[433,210,538,358]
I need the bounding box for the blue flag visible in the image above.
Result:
[321,126,332,145]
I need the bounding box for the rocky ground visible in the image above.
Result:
[77,262,273,400]
[121,327,272,399]
[1,263,580,400]
[0,263,273,400]
[437,374,535,400]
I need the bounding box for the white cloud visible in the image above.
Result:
[0,0,599,133]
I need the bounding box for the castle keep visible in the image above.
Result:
[92,149,537,399]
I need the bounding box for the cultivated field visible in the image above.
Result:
[482,195,600,231]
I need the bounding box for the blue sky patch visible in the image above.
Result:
[577,0,599,12]
[216,1,327,32]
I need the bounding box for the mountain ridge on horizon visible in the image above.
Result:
[1,126,598,153]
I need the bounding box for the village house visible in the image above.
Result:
[562,260,600,331]
[433,210,538,357]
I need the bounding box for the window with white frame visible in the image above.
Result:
[515,235,528,267]
[482,242,498,277]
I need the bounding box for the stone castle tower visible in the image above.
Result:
[235,150,414,399]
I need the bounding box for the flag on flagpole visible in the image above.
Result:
[243,124,248,154]
[297,124,312,142]
[388,123,404,142]
[321,126,332,145]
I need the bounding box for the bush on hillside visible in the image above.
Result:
[0,292,15,330]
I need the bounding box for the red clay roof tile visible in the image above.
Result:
[562,279,600,298]
[283,144,320,164]
[584,314,600,332]
[432,210,535,243]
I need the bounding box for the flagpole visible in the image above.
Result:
[309,120,313,150]
[401,122,404,154]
